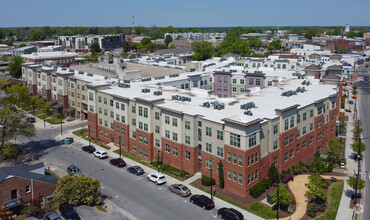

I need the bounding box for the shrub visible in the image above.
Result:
[201,175,215,186]
[1,145,21,160]
[250,179,271,198]
[307,203,326,217]
[260,178,273,189]
[326,162,334,173]
[307,205,317,217]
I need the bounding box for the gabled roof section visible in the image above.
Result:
[304,64,321,71]
[326,64,343,71]
[0,162,58,185]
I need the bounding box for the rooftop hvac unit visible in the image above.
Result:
[181,97,186,102]
[306,81,310,86]
[61,67,66,71]
[296,87,301,92]
[87,73,93,76]
[69,69,74,73]
[302,80,306,85]
[301,87,305,92]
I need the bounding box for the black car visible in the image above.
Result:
[127,165,144,175]
[218,207,244,220]
[82,145,96,153]
[26,117,36,123]
[59,204,80,220]
[190,195,215,210]
[109,158,126,167]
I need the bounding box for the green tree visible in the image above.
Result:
[351,141,366,153]
[141,37,151,45]
[338,117,346,135]
[165,35,173,46]
[347,176,365,191]
[304,29,317,39]
[0,82,44,152]
[169,44,176,49]
[218,161,224,188]
[268,164,280,183]
[193,41,214,61]
[54,175,101,206]
[90,42,101,53]
[272,184,291,205]
[8,56,23,78]
[324,138,342,164]
[18,43,27,48]
[136,43,144,51]
[305,178,327,204]
[346,31,357,38]
[144,43,157,53]
[309,154,327,173]
[122,41,130,53]
[247,36,262,48]
[267,39,282,51]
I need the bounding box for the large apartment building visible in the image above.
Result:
[55,34,124,52]
[21,63,340,197]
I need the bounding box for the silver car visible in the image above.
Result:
[169,184,191,197]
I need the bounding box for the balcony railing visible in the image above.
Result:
[2,197,24,209]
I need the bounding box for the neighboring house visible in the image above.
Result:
[0,163,57,210]
[320,74,343,85]
[303,64,322,78]
[325,64,343,76]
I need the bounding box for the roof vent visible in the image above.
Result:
[78,71,84,75]
[302,80,307,85]
[87,73,93,77]
[141,88,150,93]
[69,69,74,73]
[153,91,163,96]
[244,110,253,116]
[118,83,130,88]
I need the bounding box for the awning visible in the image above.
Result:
[48,100,57,105]
[65,107,75,113]
[52,104,63,109]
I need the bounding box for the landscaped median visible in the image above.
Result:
[72,128,110,150]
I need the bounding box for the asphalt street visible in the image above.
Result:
[358,80,370,220]
[15,120,221,220]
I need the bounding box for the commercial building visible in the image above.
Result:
[21,58,340,197]
[21,52,77,65]
[38,45,64,53]
[13,46,37,57]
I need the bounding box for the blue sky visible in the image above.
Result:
[0,0,369,27]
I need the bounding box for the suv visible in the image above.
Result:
[94,150,108,159]
[218,207,244,220]
[43,212,62,220]
[26,117,36,123]
[67,165,82,176]
[190,195,215,210]
[127,166,144,175]
[59,204,80,220]
[147,173,166,185]
[82,145,96,153]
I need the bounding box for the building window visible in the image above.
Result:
[233,171,237,182]
[284,152,288,161]
[121,128,125,135]
[185,150,190,160]
[217,130,223,140]
[318,107,323,115]
[138,106,143,116]
[185,136,191,145]
[185,121,190,130]
[249,78,254,85]
[238,174,243,184]
[273,124,278,134]
[143,108,148,118]
[155,112,160,120]
[165,144,170,152]
[132,106,136,113]
[144,137,148,144]
[25,185,31,193]
[297,129,300,138]
[121,116,125,123]
[132,119,136,126]
[155,126,160,134]
[206,127,212,137]
[132,131,136,138]
[310,123,313,131]
[318,120,322,128]
[206,143,212,153]
[273,140,278,150]
[248,174,251,184]
[172,132,178,141]
[228,170,231,180]
[310,109,314,117]
[138,135,143,142]
[173,147,178,156]
[217,146,224,157]
[255,170,258,180]
[165,116,170,124]
[172,118,177,127]
[230,133,241,148]
[238,156,242,166]
[303,112,307,121]
[290,149,294,158]
[206,159,212,169]
[284,119,289,130]
[144,123,148,131]
[256,79,260,85]
[317,133,322,141]
[227,152,231,162]
[248,133,257,148]
[290,134,294,143]
[290,116,295,128]
[274,156,278,165]
[223,77,228,83]
[240,79,244,84]
[121,103,125,111]
[284,137,289,146]
[155,139,160,147]
[165,130,170,138]
[233,154,237,164]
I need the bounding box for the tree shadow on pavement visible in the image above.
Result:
[14,139,63,164]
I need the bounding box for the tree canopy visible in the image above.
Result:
[267,39,282,51]
[165,35,173,46]
[347,176,365,191]
[90,42,101,53]
[304,29,317,39]
[272,184,291,205]
[54,175,101,206]
[8,56,23,78]
[193,41,214,61]
[141,37,151,45]
[122,41,130,53]
[351,140,366,153]
[248,36,262,48]
[268,164,280,183]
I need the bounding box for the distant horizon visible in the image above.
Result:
[1,0,369,27]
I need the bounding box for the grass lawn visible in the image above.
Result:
[72,129,110,150]
[190,183,278,219]
[45,117,64,124]
[316,181,344,220]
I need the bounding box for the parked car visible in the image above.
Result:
[82,145,96,153]
[147,173,166,185]
[43,212,62,220]
[67,165,82,176]
[217,207,244,220]
[127,165,144,175]
[109,158,126,167]
[62,137,74,144]
[26,117,35,123]
[94,150,108,159]
[169,184,191,197]
[190,195,215,210]
[59,204,80,220]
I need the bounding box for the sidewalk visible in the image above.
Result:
[336,89,363,220]
[55,129,263,220]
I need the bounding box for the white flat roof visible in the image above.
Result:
[21,52,77,59]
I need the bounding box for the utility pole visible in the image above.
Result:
[157,150,160,172]
[210,160,213,200]
[88,126,91,146]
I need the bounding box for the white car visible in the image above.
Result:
[147,173,166,185]
[94,150,108,159]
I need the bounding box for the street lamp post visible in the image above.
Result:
[60,113,63,135]
[118,136,121,159]
[88,126,91,146]
[43,110,46,127]
[157,150,160,173]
